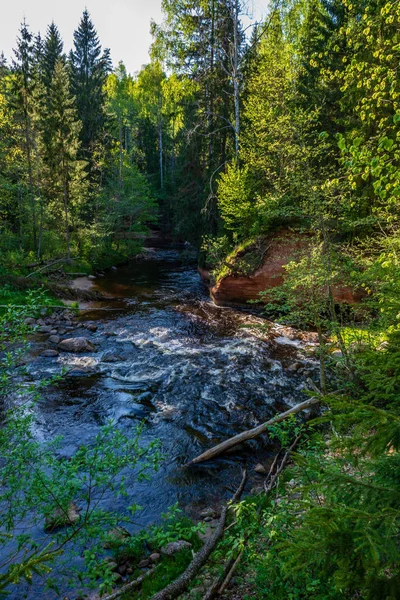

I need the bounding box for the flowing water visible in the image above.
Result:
[8,247,317,599]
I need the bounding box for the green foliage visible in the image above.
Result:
[0,293,161,596]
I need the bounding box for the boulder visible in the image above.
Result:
[58,337,96,353]
[287,362,302,373]
[48,335,60,344]
[199,507,217,519]
[102,526,131,549]
[44,502,80,531]
[85,323,98,332]
[160,540,192,556]
[37,325,53,334]
[40,349,59,358]
[254,463,267,474]
[149,552,161,563]
[102,351,124,363]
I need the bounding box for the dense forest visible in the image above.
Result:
[1,0,400,598]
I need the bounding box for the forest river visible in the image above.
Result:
[11,246,319,599]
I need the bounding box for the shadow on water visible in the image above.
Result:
[9,247,311,599]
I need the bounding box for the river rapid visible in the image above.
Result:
[10,246,319,599]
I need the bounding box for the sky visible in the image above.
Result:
[0,0,268,75]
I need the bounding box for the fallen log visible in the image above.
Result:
[150,470,247,600]
[188,396,322,465]
[101,567,155,600]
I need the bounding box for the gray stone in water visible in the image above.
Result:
[287,362,302,373]
[67,367,95,377]
[40,349,59,358]
[254,463,267,475]
[58,337,96,353]
[199,507,217,519]
[86,323,98,332]
[102,526,131,549]
[160,540,192,556]
[88,275,96,280]
[48,335,60,344]
[44,502,79,531]
[102,351,124,363]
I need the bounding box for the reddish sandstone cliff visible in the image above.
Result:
[200,231,363,307]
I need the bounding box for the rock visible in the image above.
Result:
[40,349,59,358]
[104,560,118,573]
[50,329,58,335]
[149,553,161,563]
[209,231,366,307]
[204,517,213,522]
[138,559,150,568]
[102,526,131,548]
[58,337,96,353]
[250,486,264,495]
[302,331,319,344]
[24,317,36,325]
[40,308,48,316]
[102,352,123,363]
[88,275,96,280]
[37,325,53,334]
[67,367,95,377]
[160,540,192,556]
[117,562,128,575]
[85,323,98,332]
[48,335,60,344]
[254,463,267,474]
[199,508,217,519]
[287,362,302,373]
[331,350,343,359]
[104,331,117,337]
[111,266,117,271]
[44,502,80,531]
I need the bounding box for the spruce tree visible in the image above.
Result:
[69,9,111,170]
[42,22,64,91]
[12,20,38,250]
[43,59,84,261]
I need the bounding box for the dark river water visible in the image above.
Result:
[10,247,316,599]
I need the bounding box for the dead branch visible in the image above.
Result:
[25,257,73,279]
[264,435,301,494]
[188,396,322,465]
[150,470,247,600]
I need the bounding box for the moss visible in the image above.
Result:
[214,236,265,282]
[121,549,193,599]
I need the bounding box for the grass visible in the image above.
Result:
[0,284,61,315]
[127,549,193,599]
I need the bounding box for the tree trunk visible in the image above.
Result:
[159,116,164,190]
[232,0,240,160]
